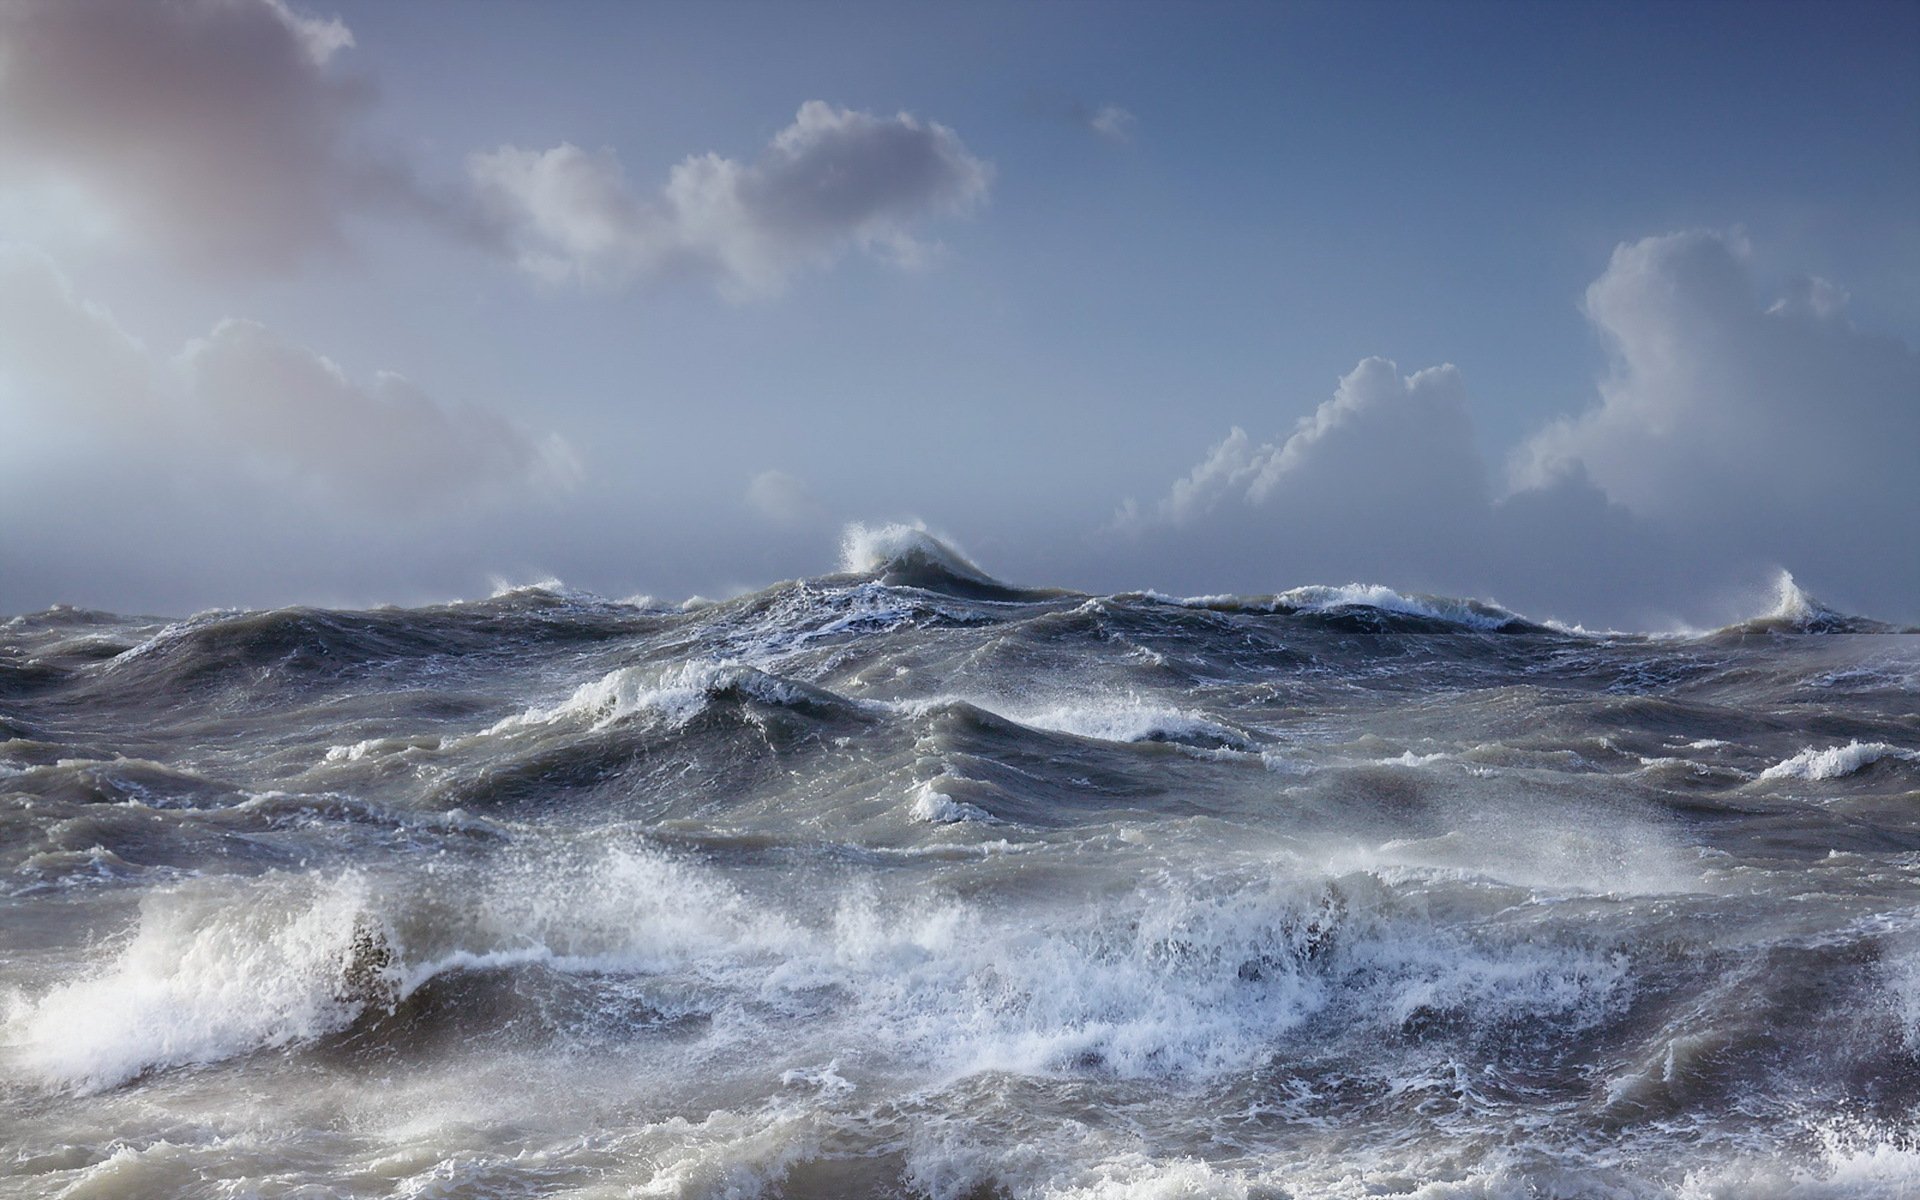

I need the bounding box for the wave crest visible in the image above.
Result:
[1717,571,1898,636]
[1758,740,1918,782]
[837,522,1035,600]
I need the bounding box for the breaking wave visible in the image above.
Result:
[1758,740,1919,782]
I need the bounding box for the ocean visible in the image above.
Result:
[3,527,1917,1198]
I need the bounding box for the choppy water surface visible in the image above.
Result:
[3,531,1918,1199]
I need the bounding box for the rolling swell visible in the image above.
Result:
[1,538,1917,1198]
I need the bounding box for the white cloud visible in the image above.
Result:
[471,101,993,298]
[1111,357,1495,599]
[1511,230,1920,534]
[0,0,432,274]
[1118,357,1485,532]
[0,247,576,510]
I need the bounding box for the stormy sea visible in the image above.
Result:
[3,526,1917,1200]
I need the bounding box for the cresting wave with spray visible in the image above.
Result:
[2,526,1917,1198]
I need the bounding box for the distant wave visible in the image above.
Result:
[1713,570,1901,636]
[837,522,1055,601]
[1142,582,1541,633]
[489,660,869,735]
[983,694,1256,751]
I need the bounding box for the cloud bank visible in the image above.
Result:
[1113,231,1919,625]
[470,101,993,297]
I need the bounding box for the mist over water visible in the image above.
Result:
[3,529,1917,1198]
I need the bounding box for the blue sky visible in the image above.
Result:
[1,0,1915,624]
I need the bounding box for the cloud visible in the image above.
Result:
[1114,358,1490,582]
[1023,94,1137,145]
[0,7,986,294]
[181,319,580,508]
[0,248,154,429]
[1111,231,1920,625]
[1086,105,1136,144]
[1510,231,1920,547]
[745,469,829,527]
[0,0,441,274]
[0,246,575,510]
[470,101,993,298]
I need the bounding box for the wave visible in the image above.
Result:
[979,694,1256,752]
[1148,583,1544,633]
[907,778,995,824]
[4,872,388,1092]
[1715,571,1901,636]
[1758,740,1919,782]
[90,596,662,700]
[837,522,1052,601]
[2,843,1636,1096]
[487,660,872,736]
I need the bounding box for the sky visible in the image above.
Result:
[1,0,1916,628]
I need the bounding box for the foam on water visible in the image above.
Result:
[3,872,385,1092]
[1273,583,1530,630]
[839,522,1007,592]
[487,660,813,733]
[1758,740,1917,782]
[987,693,1255,750]
[1677,1122,1920,1200]
[908,779,994,824]
[2,841,1638,1101]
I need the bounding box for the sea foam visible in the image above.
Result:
[1759,740,1917,782]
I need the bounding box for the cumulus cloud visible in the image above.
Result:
[0,0,442,273]
[470,101,993,297]
[1510,231,1919,544]
[1113,358,1491,588]
[1111,231,1920,625]
[0,247,575,510]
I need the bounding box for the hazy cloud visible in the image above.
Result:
[0,0,441,274]
[0,247,576,509]
[0,247,154,429]
[181,319,580,508]
[1086,105,1136,144]
[745,469,829,527]
[471,101,993,297]
[1024,94,1137,145]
